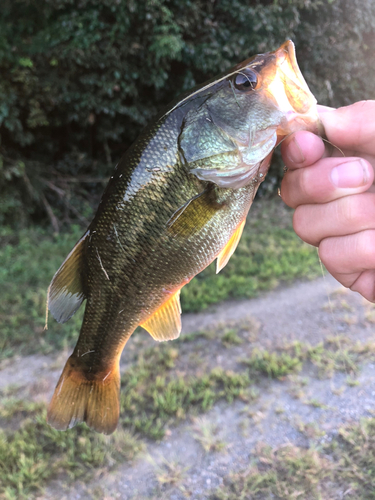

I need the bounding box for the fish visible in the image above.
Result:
[46,40,323,434]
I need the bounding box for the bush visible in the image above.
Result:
[1,0,375,227]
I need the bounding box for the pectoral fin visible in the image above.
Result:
[167,187,221,238]
[48,231,89,323]
[141,290,182,341]
[216,219,246,273]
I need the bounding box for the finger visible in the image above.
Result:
[319,101,375,156]
[350,269,375,303]
[281,131,327,169]
[319,230,375,277]
[293,192,375,246]
[281,156,374,208]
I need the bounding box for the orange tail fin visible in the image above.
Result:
[47,355,120,434]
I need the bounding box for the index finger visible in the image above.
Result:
[320,101,375,157]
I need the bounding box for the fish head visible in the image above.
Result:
[179,40,323,188]
[207,39,323,144]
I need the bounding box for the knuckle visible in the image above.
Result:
[297,167,314,201]
[280,174,297,208]
[358,230,375,265]
[333,193,375,233]
[318,238,333,268]
[341,195,365,227]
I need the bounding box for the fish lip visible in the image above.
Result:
[269,40,324,138]
[277,41,304,86]
[277,111,325,137]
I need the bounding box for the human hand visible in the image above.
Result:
[280,101,375,302]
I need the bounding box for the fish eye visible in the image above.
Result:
[234,69,258,91]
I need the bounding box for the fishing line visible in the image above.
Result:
[321,138,345,158]
[229,80,241,108]
[44,285,50,330]
[317,249,351,378]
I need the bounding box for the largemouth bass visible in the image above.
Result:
[47,41,323,434]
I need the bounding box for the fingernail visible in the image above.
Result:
[287,137,305,164]
[331,159,368,188]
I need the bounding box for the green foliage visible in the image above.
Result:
[1,0,375,226]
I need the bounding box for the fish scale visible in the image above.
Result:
[46,41,323,434]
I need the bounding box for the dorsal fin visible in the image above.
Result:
[141,290,182,341]
[48,231,89,323]
[216,219,246,274]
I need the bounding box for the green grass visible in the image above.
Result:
[211,417,375,499]
[0,412,142,500]
[120,346,252,440]
[2,331,375,498]
[0,224,84,359]
[0,197,322,360]
[211,443,330,499]
[0,342,254,498]
[245,348,303,378]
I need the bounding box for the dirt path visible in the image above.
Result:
[2,275,375,499]
[0,274,350,391]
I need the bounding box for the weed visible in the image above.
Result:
[0,398,44,420]
[328,418,375,498]
[120,359,252,440]
[221,329,243,347]
[192,417,226,453]
[211,443,330,499]
[245,348,302,378]
[211,417,375,499]
[274,406,285,414]
[0,406,143,499]
[308,342,359,378]
[346,377,360,387]
[305,399,329,409]
[150,455,188,488]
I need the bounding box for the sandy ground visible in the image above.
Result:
[2,275,375,499]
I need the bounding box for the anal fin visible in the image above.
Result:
[47,355,120,435]
[48,231,89,323]
[141,290,182,341]
[216,219,246,274]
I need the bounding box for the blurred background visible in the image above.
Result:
[1,2,375,498]
[1,0,375,229]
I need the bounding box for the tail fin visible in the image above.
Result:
[47,355,120,434]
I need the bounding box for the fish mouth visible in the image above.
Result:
[267,40,325,138]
